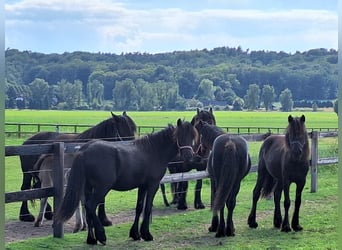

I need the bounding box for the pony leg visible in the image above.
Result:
[215,208,225,238]
[291,181,305,231]
[208,178,218,233]
[84,184,107,245]
[88,194,108,245]
[247,174,264,228]
[98,201,112,226]
[19,173,35,222]
[273,182,283,228]
[226,184,241,236]
[129,187,146,240]
[281,181,291,232]
[160,184,170,207]
[140,184,159,241]
[34,197,48,227]
[177,181,188,210]
[194,179,205,209]
[44,203,53,220]
[73,202,84,233]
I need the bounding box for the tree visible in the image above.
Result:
[112,79,138,110]
[28,78,50,109]
[244,84,260,110]
[261,84,276,111]
[87,79,104,109]
[197,79,214,102]
[232,97,244,111]
[279,88,293,112]
[177,70,198,99]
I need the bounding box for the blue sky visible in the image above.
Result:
[5,0,338,54]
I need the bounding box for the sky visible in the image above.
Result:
[4,0,338,54]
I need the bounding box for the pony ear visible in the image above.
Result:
[197,108,200,115]
[288,115,293,123]
[209,107,213,114]
[123,111,127,116]
[111,112,120,122]
[300,115,305,123]
[177,118,182,127]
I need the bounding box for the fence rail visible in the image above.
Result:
[5,122,338,138]
[5,131,337,238]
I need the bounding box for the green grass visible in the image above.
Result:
[4,110,338,249]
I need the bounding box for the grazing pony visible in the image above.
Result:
[160,107,216,210]
[196,121,251,237]
[248,115,310,232]
[55,119,198,245]
[19,111,136,225]
[32,153,87,232]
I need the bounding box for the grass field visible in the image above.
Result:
[4,110,338,249]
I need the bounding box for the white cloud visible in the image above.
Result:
[4,0,338,53]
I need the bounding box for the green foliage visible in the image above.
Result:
[244,84,260,110]
[5,47,338,111]
[279,88,293,112]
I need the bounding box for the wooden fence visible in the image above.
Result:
[4,122,338,137]
[5,131,338,238]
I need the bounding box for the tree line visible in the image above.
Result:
[5,47,338,111]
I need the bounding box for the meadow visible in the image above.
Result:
[4,109,338,249]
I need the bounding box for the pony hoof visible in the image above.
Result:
[281,226,291,232]
[44,212,53,220]
[142,233,154,241]
[194,203,205,209]
[177,204,188,210]
[34,222,41,227]
[129,230,141,241]
[87,237,97,245]
[208,226,216,232]
[292,225,303,231]
[99,240,106,245]
[248,222,258,228]
[100,218,113,227]
[19,214,35,222]
[215,231,225,238]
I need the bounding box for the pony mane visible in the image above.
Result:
[197,122,224,145]
[135,125,175,151]
[76,117,116,140]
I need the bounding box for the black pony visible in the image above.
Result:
[19,111,136,225]
[160,107,216,210]
[55,119,198,245]
[196,121,251,237]
[248,115,310,232]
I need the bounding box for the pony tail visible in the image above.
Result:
[31,155,47,189]
[54,152,85,223]
[260,173,275,198]
[212,141,237,212]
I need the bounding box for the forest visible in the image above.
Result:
[5,46,338,111]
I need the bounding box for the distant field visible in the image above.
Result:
[5,109,338,135]
[4,109,338,249]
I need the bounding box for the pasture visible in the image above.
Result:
[5,110,338,249]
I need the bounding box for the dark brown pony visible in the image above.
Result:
[160,107,216,210]
[196,121,251,237]
[248,115,310,232]
[55,119,198,245]
[19,111,136,225]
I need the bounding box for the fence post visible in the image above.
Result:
[310,131,318,193]
[53,142,64,238]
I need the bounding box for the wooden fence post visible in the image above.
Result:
[310,131,318,193]
[53,142,64,238]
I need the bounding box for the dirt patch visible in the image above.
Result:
[5,207,193,243]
